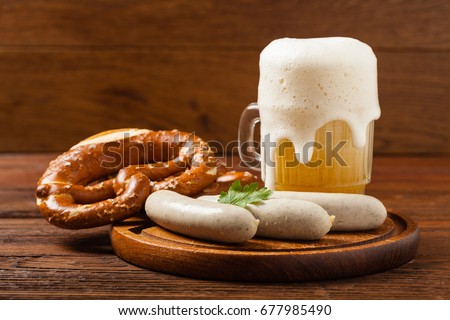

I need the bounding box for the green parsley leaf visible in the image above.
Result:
[218,180,272,207]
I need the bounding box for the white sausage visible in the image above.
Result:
[246,199,333,240]
[271,191,387,231]
[198,196,333,240]
[145,190,259,243]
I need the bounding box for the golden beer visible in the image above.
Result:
[274,120,374,194]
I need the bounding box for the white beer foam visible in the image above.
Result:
[258,37,380,188]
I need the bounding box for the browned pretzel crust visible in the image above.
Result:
[36,129,217,229]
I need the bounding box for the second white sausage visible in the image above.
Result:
[197,196,333,240]
[246,199,333,240]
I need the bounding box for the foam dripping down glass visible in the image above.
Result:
[239,37,380,194]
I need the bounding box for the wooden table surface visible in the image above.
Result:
[1,153,449,299]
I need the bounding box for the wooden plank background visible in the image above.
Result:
[0,0,449,153]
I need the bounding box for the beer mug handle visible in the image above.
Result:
[238,102,261,171]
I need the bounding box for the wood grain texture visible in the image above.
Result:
[111,212,419,282]
[0,154,449,299]
[0,49,259,151]
[0,49,449,153]
[0,0,449,153]
[0,0,449,48]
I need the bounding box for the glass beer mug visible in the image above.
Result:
[238,37,380,194]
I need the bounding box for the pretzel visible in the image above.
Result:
[36,129,217,229]
[198,170,260,196]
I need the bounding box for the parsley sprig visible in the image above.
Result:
[218,180,272,207]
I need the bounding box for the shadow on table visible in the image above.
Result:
[61,227,113,255]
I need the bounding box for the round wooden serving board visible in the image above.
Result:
[111,211,419,282]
